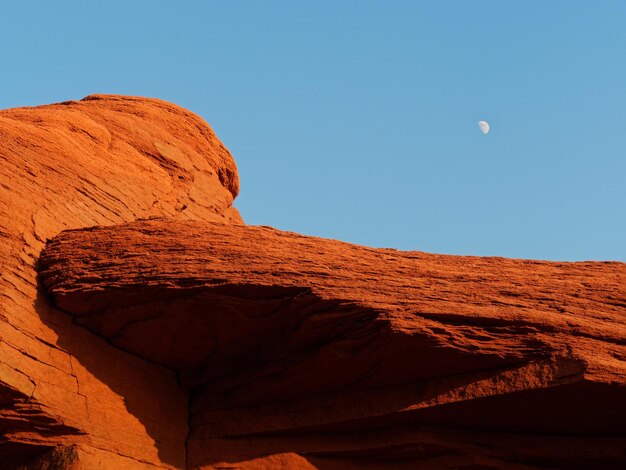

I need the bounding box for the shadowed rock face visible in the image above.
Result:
[2,96,626,469]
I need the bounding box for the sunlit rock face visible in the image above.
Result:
[0,95,239,469]
[2,96,626,469]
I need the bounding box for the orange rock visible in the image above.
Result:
[2,94,626,469]
[0,95,240,468]
[39,219,626,469]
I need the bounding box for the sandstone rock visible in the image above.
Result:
[39,219,626,469]
[2,94,625,469]
[0,95,240,468]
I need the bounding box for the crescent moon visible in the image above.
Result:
[478,120,490,134]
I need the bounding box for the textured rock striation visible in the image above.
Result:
[0,95,239,468]
[39,220,626,469]
[1,95,625,469]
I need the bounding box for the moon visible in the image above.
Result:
[478,120,490,134]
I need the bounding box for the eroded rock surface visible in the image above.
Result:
[0,95,240,468]
[39,219,626,469]
[2,94,625,469]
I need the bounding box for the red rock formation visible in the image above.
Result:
[2,95,626,469]
[39,220,626,469]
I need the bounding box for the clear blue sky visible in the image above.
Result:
[2,1,625,261]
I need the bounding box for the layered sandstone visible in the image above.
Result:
[1,95,625,469]
[39,219,626,469]
[0,95,240,468]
